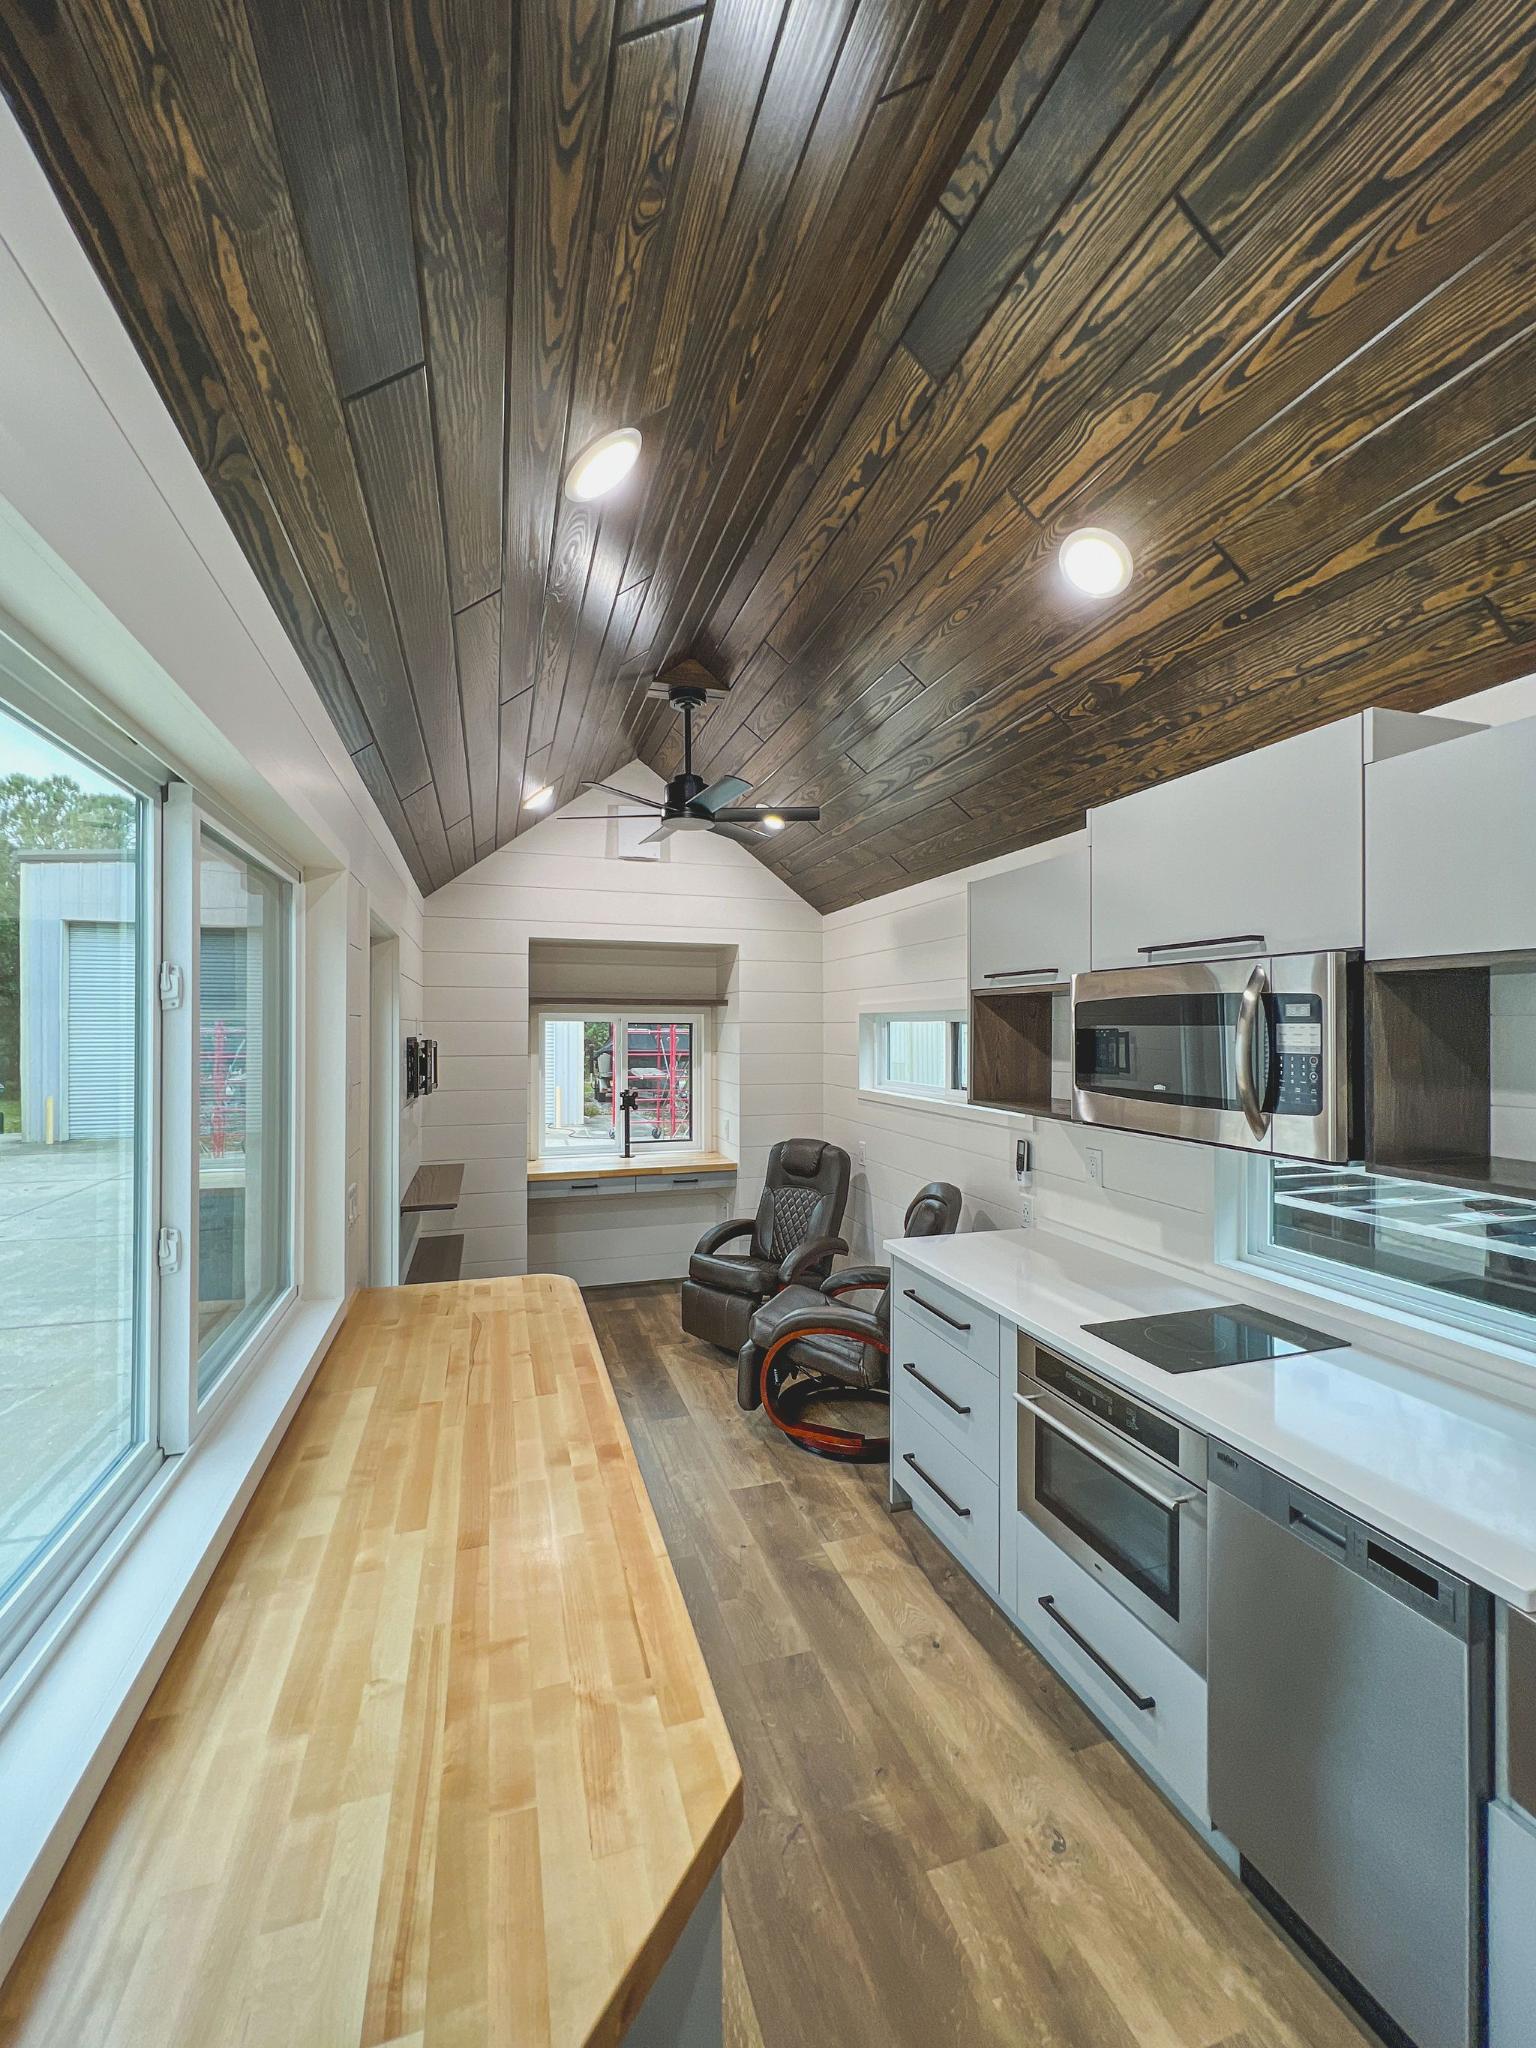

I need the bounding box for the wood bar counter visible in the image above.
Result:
[0,1277,742,2047]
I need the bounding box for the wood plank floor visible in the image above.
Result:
[587,1282,1378,2048]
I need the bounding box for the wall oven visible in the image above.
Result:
[1017,1338,1208,1673]
[1072,950,1358,1160]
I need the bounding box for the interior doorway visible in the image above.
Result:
[368,926,400,1285]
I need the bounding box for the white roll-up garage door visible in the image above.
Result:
[66,921,136,1138]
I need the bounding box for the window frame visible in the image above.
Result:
[859,1008,971,1106]
[160,784,301,1449]
[530,1002,713,1162]
[1228,1154,1536,1360]
[0,682,165,1670]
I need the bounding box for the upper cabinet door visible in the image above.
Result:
[1368,716,1536,962]
[1089,720,1367,969]
[968,840,1090,990]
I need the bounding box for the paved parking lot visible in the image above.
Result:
[0,1137,137,1595]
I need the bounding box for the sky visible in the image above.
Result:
[0,702,122,800]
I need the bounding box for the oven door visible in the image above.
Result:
[1017,1380,1208,1673]
[1072,956,1276,1152]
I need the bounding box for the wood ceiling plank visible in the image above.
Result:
[559,568,652,807]
[62,0,433,804]
[1180,0,1458,249]
[633,0,1028,673]
[691,643,789,783]
[528,497,601,765]
[244,0,424,397]
[403,781,455,889]
[642,0,792,418]
[393,0,512,614]
[500,0,616,710]
[903,0,1208,383]
[938,0,1097,228]
[619,0,704,35]
[206,423,372,755]
[348,366,472,829]
[883,0,972,101]
[496,686,535,842]
[351,743,432,893]
[702,208,958,674]
[741,661,932,809]
[452,592,502,861]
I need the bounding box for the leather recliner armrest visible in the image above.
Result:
[777,1236,848,1287]
[694,1217,756,1257]
[823,1265,888,1298]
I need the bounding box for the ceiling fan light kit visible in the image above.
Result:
[575,663,823,847]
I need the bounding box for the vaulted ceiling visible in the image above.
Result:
[5,0,1536,910]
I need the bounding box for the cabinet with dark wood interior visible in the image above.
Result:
[1364,955,1536,1199]
[969,986,1072,1118]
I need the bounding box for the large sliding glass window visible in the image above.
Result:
[196,829,291,1397]
[0,700,155,1632]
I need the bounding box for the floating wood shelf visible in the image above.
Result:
[407,1232,464,1284]
[526,1150,737,1184]
[968,986,1068,1116]
[401,1161,465,1212]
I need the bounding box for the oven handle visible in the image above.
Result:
[1234,961,1271,1142]
[1017,1395,1200,1513]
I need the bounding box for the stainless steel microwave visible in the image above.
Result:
[1071,951,1359,1160]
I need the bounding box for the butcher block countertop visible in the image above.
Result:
[0,1276,742,2047]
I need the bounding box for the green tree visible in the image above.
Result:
[0,774,136,1124]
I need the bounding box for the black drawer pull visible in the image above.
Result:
[1038,1596,1155,1712]
[984,965,1057,979]
[902,1362,970,1415]
[569,1182,600,1192]
[902,1453,971,1518]
[1138,932,1265,956]
[670,1176,700,1185]
[902,1288,970,1333]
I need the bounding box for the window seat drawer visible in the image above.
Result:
[890,1323,1000,1480]
[892,1403,999,1597]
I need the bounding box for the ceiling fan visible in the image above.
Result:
[584,662,821,844]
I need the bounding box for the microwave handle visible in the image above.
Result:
[1234,962,1271,1142]
[1017,1396,1199,1513]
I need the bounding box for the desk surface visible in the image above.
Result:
[527,1150,738,1183]
[0,1276,742,2047]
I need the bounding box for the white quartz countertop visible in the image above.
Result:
[886,1227,1536,1610]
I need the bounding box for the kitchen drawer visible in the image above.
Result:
[641,1169,736,1193]
[892,1268,998,1373]
[893,1404,999,1597]
[890,1324,1000,1480]
[1014,1510,1209,1824]
[527,1175,639,1200]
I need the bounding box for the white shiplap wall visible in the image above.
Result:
[419,765,822,1285]
[823,828,1219,1271]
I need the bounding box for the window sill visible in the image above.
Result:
[856,1086,1031,1127]
[0,1292,346,1980]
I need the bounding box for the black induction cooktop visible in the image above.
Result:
[1080,1303,1345,1373]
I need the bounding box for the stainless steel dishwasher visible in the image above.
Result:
[1208,1444,1491,2048]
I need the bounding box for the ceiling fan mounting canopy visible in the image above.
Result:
[581,660,822,844]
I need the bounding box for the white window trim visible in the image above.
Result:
[858,1007,971,1108]
[530,1002,713,1161]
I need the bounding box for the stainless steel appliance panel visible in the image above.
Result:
[1208,1448,1489,2048]
[1016,1337,1208,1673]
[1071,951,1355,1161]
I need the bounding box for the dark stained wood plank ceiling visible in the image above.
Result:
[4,0,1536,908]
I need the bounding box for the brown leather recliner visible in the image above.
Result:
[680,1137,851,1353]
[736,1181,963,1462]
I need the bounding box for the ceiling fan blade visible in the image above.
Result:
[585,781,666,810]
[711,804,822,824]
[690,775,752,816]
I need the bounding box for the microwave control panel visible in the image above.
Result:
[1273,994,1324,1115]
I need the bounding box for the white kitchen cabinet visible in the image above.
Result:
[1368,714,1536,961]
[1090,719,1368,968]
[968,838,1089,990]
[1489,1800,1536,2048]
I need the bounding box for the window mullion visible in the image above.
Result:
[158,784,199,1453]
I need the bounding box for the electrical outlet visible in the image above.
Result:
[1086,1147,1104,1187]
[346,1180,360,1225]
[1018,1195,1035,1228]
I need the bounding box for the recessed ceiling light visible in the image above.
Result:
[564,427,641,502]
[1060,526,1133,597]
[761,813,785,832]
[523,783,555,812]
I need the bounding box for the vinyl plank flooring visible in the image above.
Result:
[585,1282,1378,2048]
